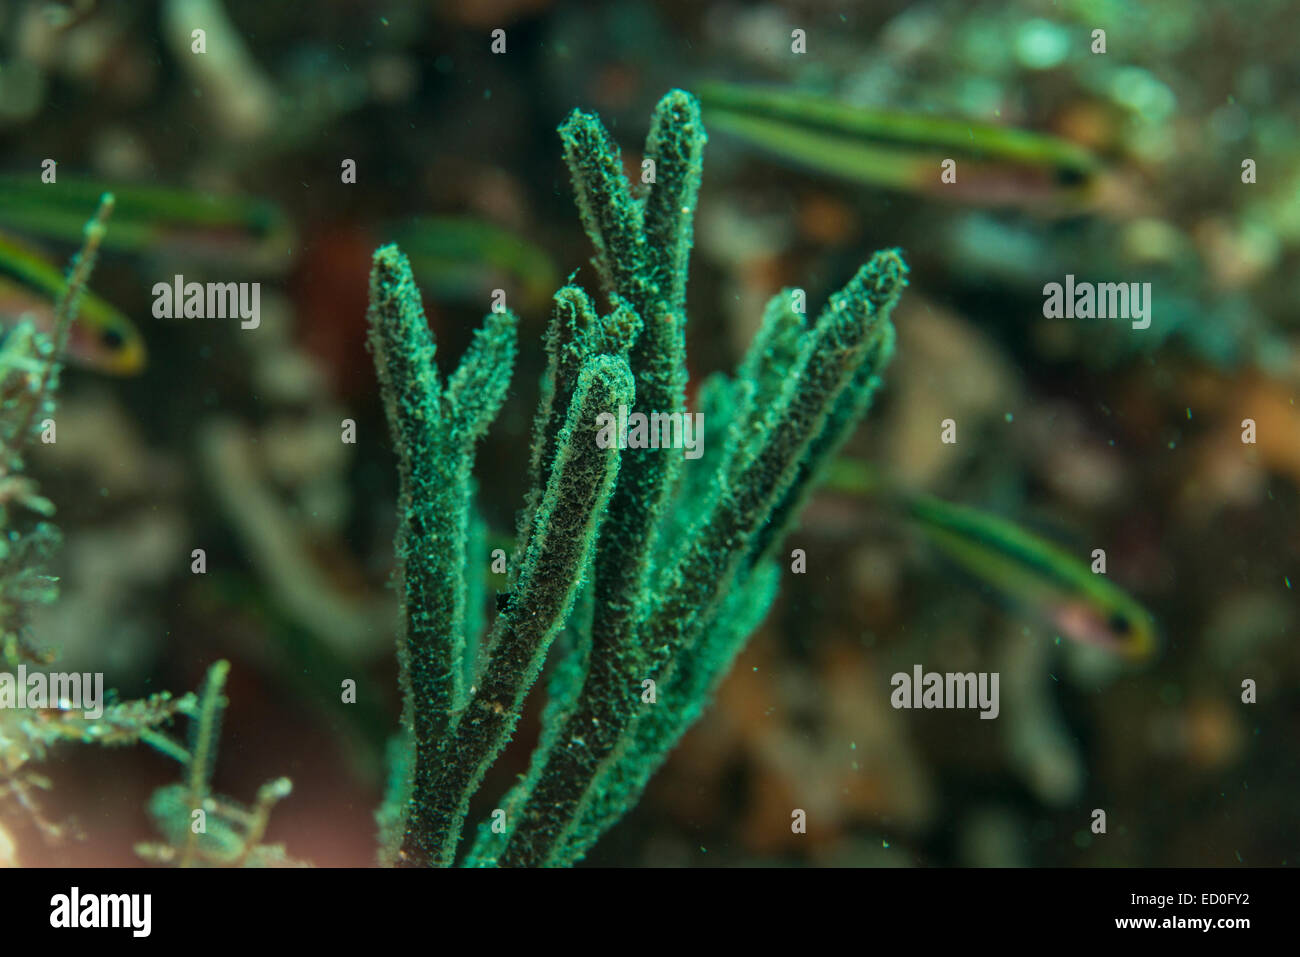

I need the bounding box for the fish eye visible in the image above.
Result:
[1108,612,1132,636]
[101,327,125,349]
[1057,166,1089,188]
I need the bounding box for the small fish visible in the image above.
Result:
[824,459,1157,661]
[698,83,1103,211]
[0,231,144,375]
[0,174,293,270]
[38,0,97,31]
[384,217,558,312]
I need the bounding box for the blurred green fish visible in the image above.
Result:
[0,230,144,375]
[384,217,558,313]
[824,459,1157,661]
[0,174,293,270]
[698,83,1103,210]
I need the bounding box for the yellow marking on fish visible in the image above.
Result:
[0,231,144,375]
[824,459,1157,661]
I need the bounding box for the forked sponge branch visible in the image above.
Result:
[368,89,907,867]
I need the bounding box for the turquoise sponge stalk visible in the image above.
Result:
[370,90,906,867]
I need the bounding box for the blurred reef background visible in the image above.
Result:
[0,0,1296,865]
